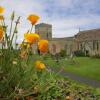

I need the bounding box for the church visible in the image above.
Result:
[35,23,100,56]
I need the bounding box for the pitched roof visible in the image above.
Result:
[76,28,100,41]
[52,37,74,41]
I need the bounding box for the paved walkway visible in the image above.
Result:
[49,67,100,88]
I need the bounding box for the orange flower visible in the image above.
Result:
[24,33,40,44]
[38,40,48,53]
[0,15,4,20]
[27,14,40,25]
[0,29,3,40]
[35,60,45,70]
[0,6,4,14]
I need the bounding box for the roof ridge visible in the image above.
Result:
[80,28,100,33]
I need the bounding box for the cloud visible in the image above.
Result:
[0,0,100,42]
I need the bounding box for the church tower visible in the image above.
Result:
[35,23,52,40]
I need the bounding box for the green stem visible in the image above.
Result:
[2,19,5,26]
[10,24,17,46]
[2,20,10,48]
[30,24,33,33]
[0,20,3,26]
[15,33,17,49]
[10,16,20,49]
[9,20,13,38]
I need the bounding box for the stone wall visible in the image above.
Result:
[76,29,100,56]
[49,37,75,55]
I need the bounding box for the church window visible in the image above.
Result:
[52,44,56,53]
[93,41,95,50]
[97,41,99,50]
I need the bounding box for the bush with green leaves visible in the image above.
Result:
[59,49,66,57]
[74,50,86,57]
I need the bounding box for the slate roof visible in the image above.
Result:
[76,28,100,41]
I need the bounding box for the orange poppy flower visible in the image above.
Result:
[38,40,48,53]
[0,6,4,14]
[0,29,3,40]
[35,60,45,70]
[27,14,40,25]
[24,33,40,44]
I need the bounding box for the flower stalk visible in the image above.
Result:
[30,24,33,33]
[10,16,20,49]
[9,11,15,38]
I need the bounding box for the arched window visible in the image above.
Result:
[52,44,56,53]
[65,44,67,50]
[93,41,95,50]
[97,41,99,51]
[47,32,48,39]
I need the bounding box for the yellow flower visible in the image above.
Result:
[12,61,17,65]
[0,6,4,14]
[24,33,40,44]
[0,15,4,20]
[27,14,40,25]
[20,43,31,49]
[65,96,72,100]
[0,29,3,40]
[20,43,27,48]
[38,40,48,53]
[27,44,31,48]
[35,60,45,70]
[35,60,41,67]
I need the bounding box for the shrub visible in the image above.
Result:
[74,50,86,57]
[59,49,66,57]
[91,54,100,58]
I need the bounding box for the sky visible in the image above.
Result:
[1,0,100,42]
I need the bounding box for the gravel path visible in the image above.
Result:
[49,67,100,88]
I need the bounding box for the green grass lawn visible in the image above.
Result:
[44,56,100,81]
